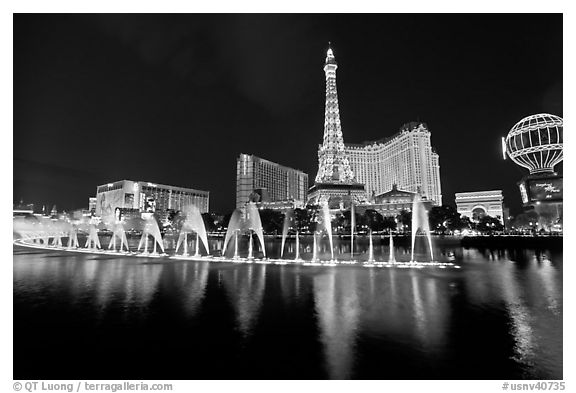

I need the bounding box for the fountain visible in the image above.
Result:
[410,195,434,262]
[84,224,101,250]
[181,233,189,256]
[388,232,396,263]
[246,203,266,258]
[223,209,242,255]
[109,222,129,252]
[194,233,201,257]
[294,231,302,261]
[233,230,240,259]
[320,201,334,261]
[222,203,266,259]
[39,217,51,245]
[175,205,210,257]
[137,216,164,255]
[67,225,79,249]
[12,200,459,269]
[280,210,303,261]
[51,228,63,247]
[280,209,293,258]
[247,232,254,260]
[311,232,319,262]
[367,230,375,263]
[350,202,355,259]
[44,221,64,247]
[176,228,188,256]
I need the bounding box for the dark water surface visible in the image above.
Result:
[13,238,562,380]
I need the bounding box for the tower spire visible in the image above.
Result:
[315,44,355,183]
[307,45,367,207]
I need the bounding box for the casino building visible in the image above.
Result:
[346,122,442,206]
[308,46,442,208]
[505,114,563,231]
[95,180,209,221]
[236,153,309,209]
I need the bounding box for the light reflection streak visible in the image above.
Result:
[173,261,209,318]
[496,262,536,370]
[313,268,359,379]
[222,264,267,336]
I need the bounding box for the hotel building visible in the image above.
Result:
[346,122,442,205]
[95,180,209,220]
[88,197,97,214]
[236,153,309,209]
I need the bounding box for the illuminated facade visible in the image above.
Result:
[95,180,209,219]
[308,46,366,208]
[505,113,563,175]
[236,153,309,209]
[455,190,505,223]
[13,201,34,216]
[370,184,430,217]
[346,122,442,205]
[505,114,563,231]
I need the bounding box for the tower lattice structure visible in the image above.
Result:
[315,47,357,184]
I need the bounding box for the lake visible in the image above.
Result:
[13,236,562,380]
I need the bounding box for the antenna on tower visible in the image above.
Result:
[326,41,335,60]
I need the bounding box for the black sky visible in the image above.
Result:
[13,14,563,214]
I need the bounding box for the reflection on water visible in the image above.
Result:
[313,268,359,379]
[172,261,209,318]
[310,265,454,378]
[460,247,562,379]
[497,264,536,371]
[221,264,266,335]
[13,242,562,380]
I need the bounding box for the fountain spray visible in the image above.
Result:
[410,195,435,262]
[388,232,396,263]
[233,230,239,259]
[321,202,334,260]
[351,202,355,259]
[312,232,318,262]
[248,231,254,260]
[195,232,200,257]
[295,230,300,261]
[368,230,375,262]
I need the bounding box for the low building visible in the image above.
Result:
[373,184,417,216]
[13,200,35,216]
[517,173,562,232]
[357,184,431,217]
[95,180,209,220]
[455,190,505,223]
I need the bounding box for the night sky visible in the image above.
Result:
[13,14,563,214]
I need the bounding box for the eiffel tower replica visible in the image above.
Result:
[307,45,366,209]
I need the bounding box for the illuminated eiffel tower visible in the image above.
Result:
[307,44,366,208]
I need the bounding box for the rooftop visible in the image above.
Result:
[345,122,434,150]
